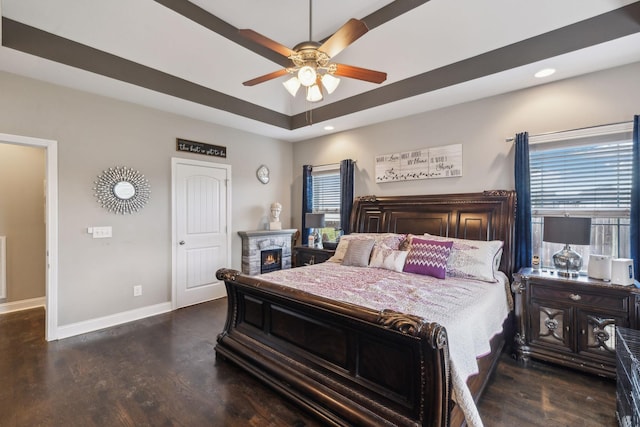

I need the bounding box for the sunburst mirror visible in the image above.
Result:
[94,166,151,214]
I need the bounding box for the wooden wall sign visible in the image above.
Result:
[375,143,462,183]
[176,138,227,158]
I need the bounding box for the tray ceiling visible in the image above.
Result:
[1,0,639,142]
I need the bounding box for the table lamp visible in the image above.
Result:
[543,216,591,277]
[305,213,325,248]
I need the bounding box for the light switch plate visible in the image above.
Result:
[91,226,112,238]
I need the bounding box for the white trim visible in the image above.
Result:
[0,133,58,341]
[56,302,172,340]
[171,157,232,310]
[0,236,5,299]
[312,163,340,173]
[530,121,633,145]
[0,297,45,314]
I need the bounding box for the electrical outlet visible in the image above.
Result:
[133,285,142,297]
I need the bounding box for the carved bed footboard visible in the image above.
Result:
[215,191,516,426]
[215,268,452,427]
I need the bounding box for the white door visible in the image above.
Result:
[173,159,230,308]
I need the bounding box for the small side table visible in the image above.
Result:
[512,267,640,378]
[292,246,335,267]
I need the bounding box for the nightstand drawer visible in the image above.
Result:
[531,285,628,311]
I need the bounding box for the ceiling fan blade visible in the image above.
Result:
[238,29,296,58]
[319,19,369,58]
[243,69,289,86]
[333,64,387,84]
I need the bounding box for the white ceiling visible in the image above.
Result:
[1,0,639,142]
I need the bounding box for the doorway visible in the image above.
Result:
[0,133,58,341]
[171,158,231,309]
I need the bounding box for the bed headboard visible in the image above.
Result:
[350,190,516,276]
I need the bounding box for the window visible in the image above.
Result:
[311,164,341,241]
[529,122,634,269]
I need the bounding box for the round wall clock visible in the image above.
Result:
[94,166,151,214]
[256,164,270,184]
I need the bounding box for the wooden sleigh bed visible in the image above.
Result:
[215,190,516,426]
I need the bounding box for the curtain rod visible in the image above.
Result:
[312,160,357,168]
[505,120,632,142]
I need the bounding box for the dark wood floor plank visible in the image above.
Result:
[0,300,616,426]
[478,353,616,427]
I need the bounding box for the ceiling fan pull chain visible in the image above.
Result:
[306,108,314,126]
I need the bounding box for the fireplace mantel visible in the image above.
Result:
[238,229,297,275]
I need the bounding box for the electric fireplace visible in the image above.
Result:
[261,248,282,274]
[237,229,297,275]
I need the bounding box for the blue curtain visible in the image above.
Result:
[631,115,639,279]
[302,165,313,245]
[340,159,355,235]
[514,132,532,273]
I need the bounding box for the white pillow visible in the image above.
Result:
[328,233,405,263]
[423,233,503,282]
[369,247,409,272]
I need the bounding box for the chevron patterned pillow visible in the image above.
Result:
[403,238,453,279]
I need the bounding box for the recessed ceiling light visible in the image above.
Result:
[323,125,335,131]
[534,68,556,78]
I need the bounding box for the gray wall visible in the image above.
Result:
[291,62,640,232]
[0,71,293,325]
[0,144,46,302]
[1,59,638,329]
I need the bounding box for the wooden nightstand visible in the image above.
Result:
[512,267,640,378]
[292,246,335,267]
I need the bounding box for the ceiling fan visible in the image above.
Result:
[239,0,387,103]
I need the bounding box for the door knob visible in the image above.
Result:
[179,240,185,245]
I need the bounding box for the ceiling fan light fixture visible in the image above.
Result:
[306,84,323,102]
[321,74,340,94]
[298,65,317,86]
[239,4,386,103]
[283,76,301,97]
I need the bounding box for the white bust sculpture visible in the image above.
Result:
[269,202,282,230]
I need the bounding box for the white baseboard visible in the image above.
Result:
[56,302,173,340]
[0,296,45,314]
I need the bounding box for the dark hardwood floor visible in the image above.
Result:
[0,299,616,426]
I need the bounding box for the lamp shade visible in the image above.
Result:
[543,216,591,245]
[306,84,323,102]
[305,213,326,229]
[297,66,317,86]
[321,74,340,94]
[283,77,301,97]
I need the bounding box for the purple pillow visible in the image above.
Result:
[403,238,453,279]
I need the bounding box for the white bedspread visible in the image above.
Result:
[261,262,511,427]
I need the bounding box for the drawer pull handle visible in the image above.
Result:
[569,294,582,301]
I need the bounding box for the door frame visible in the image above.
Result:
[0,133,59,341]
[171,157,232,310]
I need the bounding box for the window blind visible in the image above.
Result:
[312,165,340,225]
[530,127,633,216]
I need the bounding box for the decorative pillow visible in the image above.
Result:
[424,233,504,282]
[369,247,409,272]
[494,248,504,272]
[341,239,376,267]
[328,233,405,263]
[403,238,453,279]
